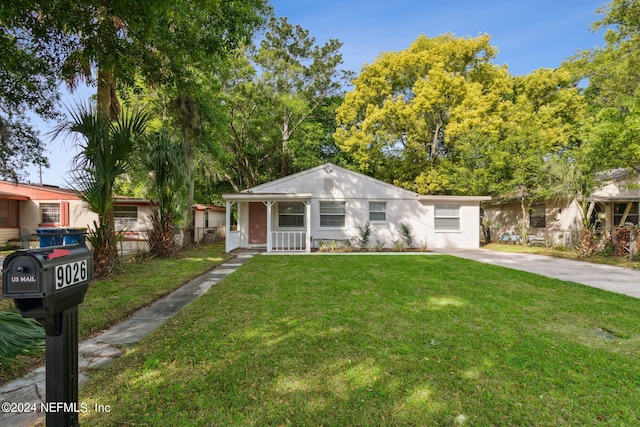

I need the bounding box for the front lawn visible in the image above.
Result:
[0,243,231,382]
[81,255,640,426]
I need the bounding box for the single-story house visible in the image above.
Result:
[223,163,490,253]
[0,180,225,247]
[482,168,640,246]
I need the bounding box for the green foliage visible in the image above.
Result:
[0,312,45,368]
[372,239,385,252]
[399,222,415,248]
[208,17,348,191]
[356,221,372,250]
[566,0,640,171]
[140,131,188,257]
[336,33,587,205]
[0,2,63,180]
[335,33,503,191]
[55,104,149,278]
[392,240,405,252]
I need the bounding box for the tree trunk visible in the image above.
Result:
[520,195,528,244]
[97,67,120,120]
[177,93,196,247]
[281,119,290,177]
[183,126,194,247]
[431,120,442,161]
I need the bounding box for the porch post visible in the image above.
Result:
[266,201,273,253]
[305,200,311,253]
[225,200,232,253]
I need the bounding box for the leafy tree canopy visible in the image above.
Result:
[567,0,640,171]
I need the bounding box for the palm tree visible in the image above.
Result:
[55,104,149,277]
[140,130,188,257]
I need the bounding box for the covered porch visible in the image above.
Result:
[223,193,312,253]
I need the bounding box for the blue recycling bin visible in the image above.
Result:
[64,227,87,245]
[36,228,64,247]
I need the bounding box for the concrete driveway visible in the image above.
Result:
[437,248,640,299]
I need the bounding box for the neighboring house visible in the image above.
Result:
[482,168,640,246]
[192,204,226,243]
[223,163,490,253]
[0,181,94,245]
[0,181,221,247]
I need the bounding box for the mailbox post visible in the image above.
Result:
[2,244,93,427]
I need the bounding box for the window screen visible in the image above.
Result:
[320,201,346,227]
[434,204,460,231]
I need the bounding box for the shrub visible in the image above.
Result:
[392,240,405,252]
[400,222,414,248]
[357,221,372,250]
[343,239,354,252]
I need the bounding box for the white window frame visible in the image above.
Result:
[319,201,346,228]
[434,204,460,232]
[278,202,305,229]
[369,201,387,223]
[114,205,138,231]
[41,203,60,224]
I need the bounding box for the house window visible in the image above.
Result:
[529,204,546,228]
[434,204,460,231]
[114,205,138,230]
[614,203,639,226]
[278,202,305,228]
[0,199,19,227]
[320,201,346,227]
[204,210,210,228]
[41,203,60,224]
[369,201,387,222]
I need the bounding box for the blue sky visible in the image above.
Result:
[270,0,607,76]
[27,0,608,186]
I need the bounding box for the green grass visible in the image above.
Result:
[0,243,231,382]
[80,255,640,426]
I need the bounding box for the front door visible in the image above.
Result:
[248,202,267,244]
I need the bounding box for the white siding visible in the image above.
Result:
[236,164,485,249]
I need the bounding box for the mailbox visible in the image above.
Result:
[2,244,93,318]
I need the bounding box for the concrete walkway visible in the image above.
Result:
[0,252,256,427]
[438,248,640,299]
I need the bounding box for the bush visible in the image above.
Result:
[357,221,372,250]
[400,222,415,248]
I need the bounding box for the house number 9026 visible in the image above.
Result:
[55,260,88,289]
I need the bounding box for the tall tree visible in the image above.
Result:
[2,0,270,186]
[334,33,501,190]
[205,18,347,191]
[568,0,640,171]
[255,17,347,177]
[140,130,188,257]
[56,105,149,278]
[0,1,64,179]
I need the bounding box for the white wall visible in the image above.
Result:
[240,164,483,249]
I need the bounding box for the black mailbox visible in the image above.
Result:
[2,244,93,318]
[2,244,93,427]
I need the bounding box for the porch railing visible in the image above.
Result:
[271,231,307,252]
[227,230,240,253]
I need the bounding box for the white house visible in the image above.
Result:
[223,163,490,252]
